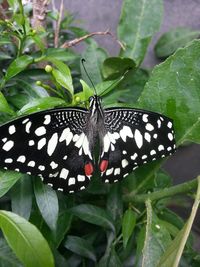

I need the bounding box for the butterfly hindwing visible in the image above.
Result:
[0,108,93,193]
[100,108,176,183]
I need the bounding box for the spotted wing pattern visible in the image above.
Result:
[0,108,93,193]
[100,108,176,183]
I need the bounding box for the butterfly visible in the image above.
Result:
[0,94,176,193]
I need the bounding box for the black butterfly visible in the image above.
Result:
[0,95,176,193]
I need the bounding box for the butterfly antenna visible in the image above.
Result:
[81,58,97,95]
[99,67,132,96]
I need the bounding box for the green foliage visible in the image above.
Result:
[0,1,199,267]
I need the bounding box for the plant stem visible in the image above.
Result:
[172,175,200,267]
[123,177,198,203]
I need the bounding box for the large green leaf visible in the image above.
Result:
[71,204,115,232]
[0,210,54,267]
[34,178,59,231]
[0,170,22,198]
[155,27,200,58]
[45,48,78,61]
[118,0,163,65]
[64,235,96,262]
[5,55,34,81]
[11,175,32,220]
[142,200,171,267]
[138,40,200,144]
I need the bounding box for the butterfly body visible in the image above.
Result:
[0,95,176,193]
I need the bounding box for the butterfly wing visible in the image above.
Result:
[99,108,176,183]
[0,108,94,193]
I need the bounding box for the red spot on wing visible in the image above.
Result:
[99,159,109,173]
[84,162,94,176]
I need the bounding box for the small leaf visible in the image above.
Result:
[47,58,73,96]
[0,238,22,267]
[34,178,59,231]
[11,175,32,220]
[0,210,54,267]
[5,55,33,81]
[71,204,115,232]
[0,170,22,198]
[74,79,93,103]
[102,57,136,80]
[118,0,163,64]
[17,97,66,115]
[122,209,137,248]
[64,235,96,262]
[155,27,200,58]
[0,92,15,115]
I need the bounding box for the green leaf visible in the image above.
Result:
[122,209,137,248]
[0,210,54,267]
[30,34,45,52]
[34,178,59,231]
[0,92,15,115]
[17,97,66,115]
[155,27,200,58]
[71,204,115,232]
[5,55,33,81]
[138,40,200,144]
[47,58,74,96]
[142,199,171,267]
[0,238,22,267]
[102,57,136,80]
[107,184,123,228]
[11,175,32,220]
[64,235,96,262]
[81,42,108,85]
[118,0,163,65]
[0,52,12,60]
[157,176,200,267]
[0,170,22,198]
[45,48,78,61]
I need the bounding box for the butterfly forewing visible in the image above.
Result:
[100,108,176,183]
[0,108,93,193]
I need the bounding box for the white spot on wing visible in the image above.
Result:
[114,168,120,175]
[44,115,51,125]
[25,121,32,133]
[17,155,26,163]
[144,132,151,142]
[50,161,58,169]
[122,159,128,168]
[3,140,14,151]
[29,140,35,146]
[9,125,16,135]
[146,123,154,131]
[77,175,85,182]
[47,133,58,156]
[120,126,133,142]
[35,126,46,136]
[168,133,173,141]
[103,134,111,153]
[75,133,85,148]
[38,138,46,150]
[106,168,114,175]
[167,121,172,128]
[131,153,138,160]
[150,150,156,155]
[5,158,13,163]
[38,165,45,171]
[134,129,143,148]
[158,145,164,151]
[59,128,73,145]
[28,161,35,167]
[142,114,148,122]
[68,177,75,186]
[60,168,69,179]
